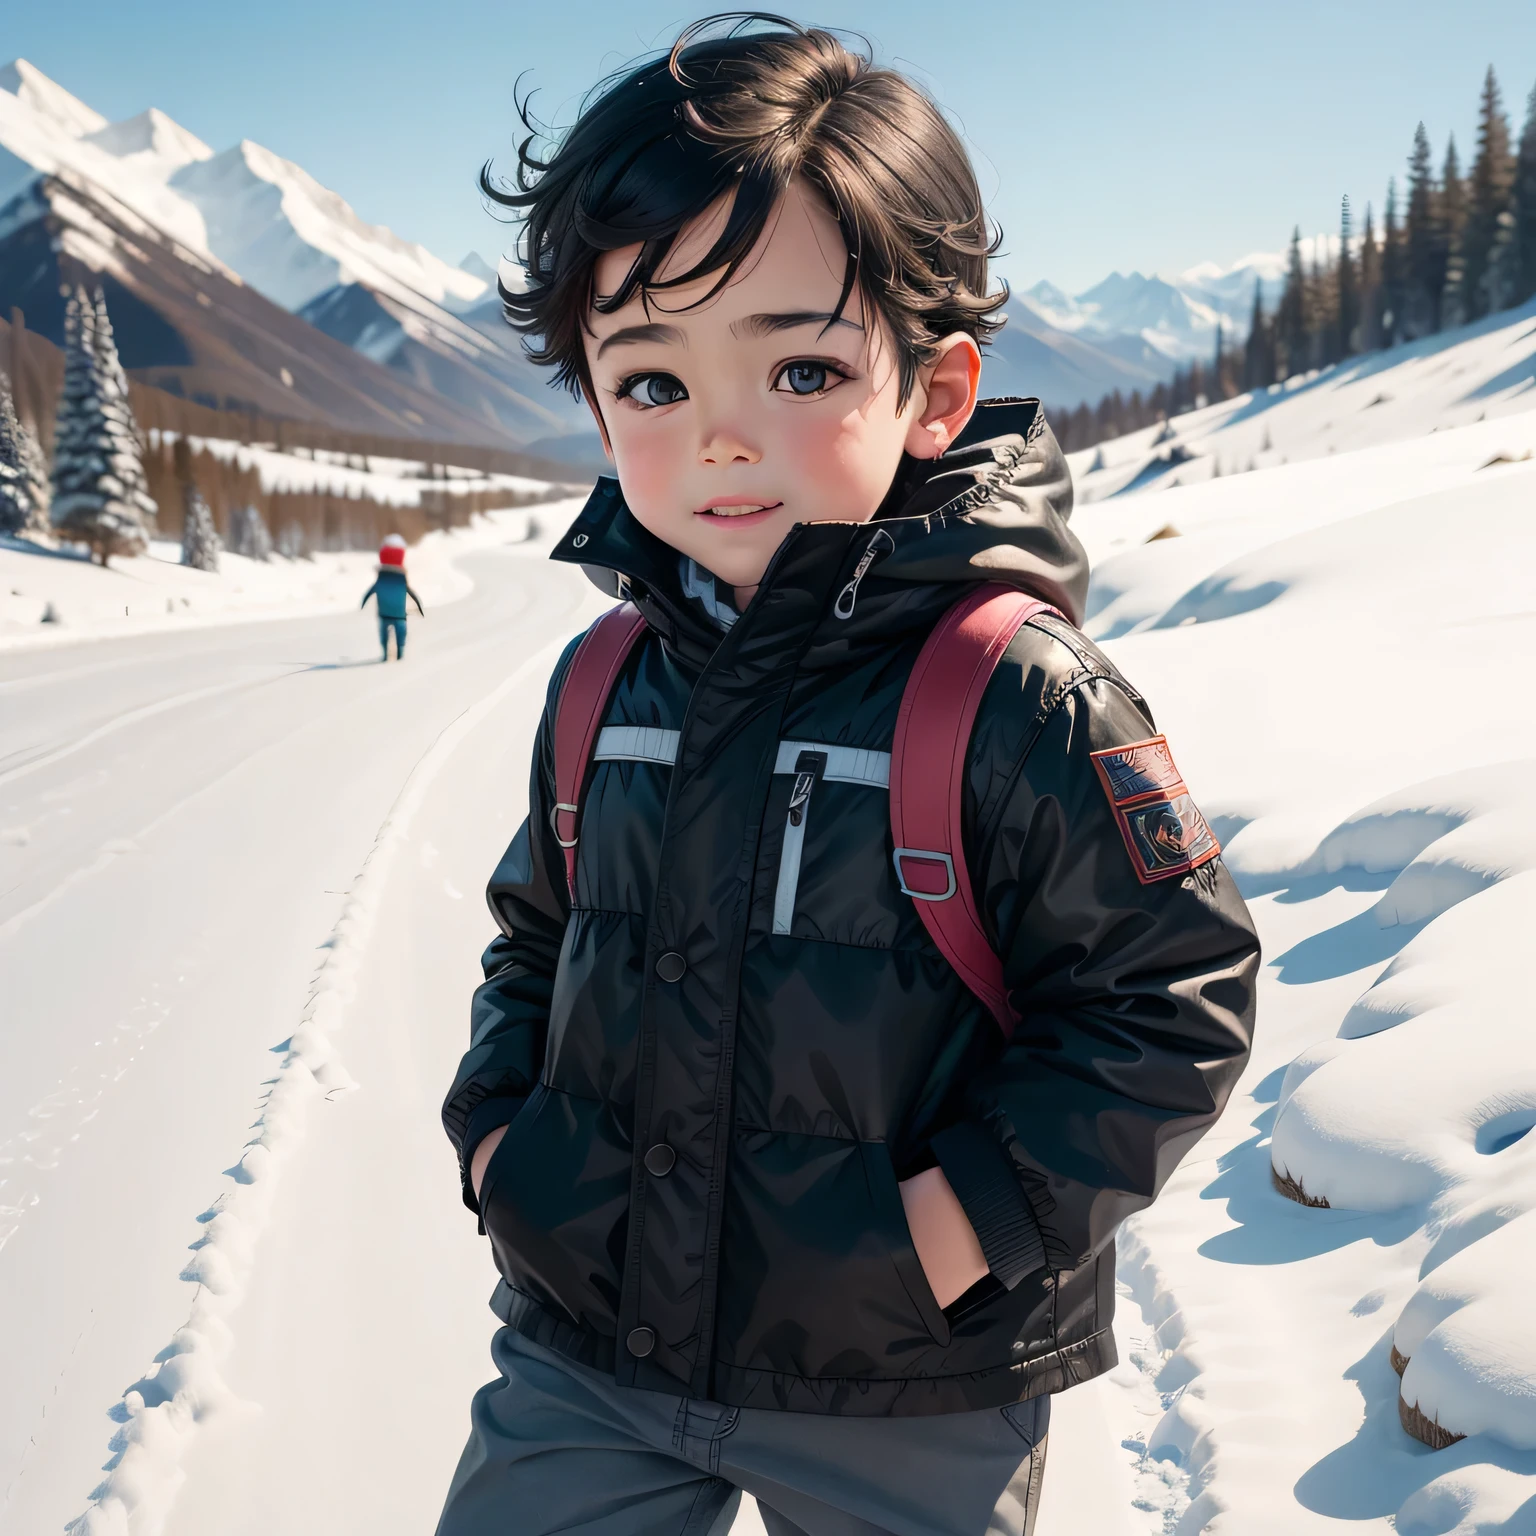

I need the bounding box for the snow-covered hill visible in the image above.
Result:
[1022,306,1536,1536]
[1066,293,1536,511]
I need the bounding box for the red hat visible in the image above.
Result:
[379,534,406,567]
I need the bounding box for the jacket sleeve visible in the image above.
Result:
[931,664,1259,1290]
[441,639,579,1213]
[407,583,425,616]
[359,581,377,609]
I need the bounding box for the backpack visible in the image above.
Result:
[549,583,1062,1038]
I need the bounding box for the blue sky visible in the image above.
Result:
[10,2,1536,294]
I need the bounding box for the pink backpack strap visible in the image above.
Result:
[551,602,648,898]
[889,584,1063,1036]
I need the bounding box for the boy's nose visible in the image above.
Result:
[697,423,762,467]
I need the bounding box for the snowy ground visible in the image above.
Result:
[0,501,608,1534]
[1033,385,1536,1535]
[0,506,551,652]
[4,320,1536,1535]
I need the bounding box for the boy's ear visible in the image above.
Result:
[584,391,616,462]
[905,334,982,460]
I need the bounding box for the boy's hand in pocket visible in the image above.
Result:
[899,1167,989,1308]
[471,1125,509,1202]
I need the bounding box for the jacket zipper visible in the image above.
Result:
[773,750,828,935]
[833,527,895,620]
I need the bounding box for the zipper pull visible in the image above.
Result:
[833,527,895,621]
[788,750,827,825]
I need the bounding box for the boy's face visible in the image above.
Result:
[582,180,979,598]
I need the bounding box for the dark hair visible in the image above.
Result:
[483,13,1006,407]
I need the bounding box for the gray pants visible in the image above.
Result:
[436,1327,1049,1536]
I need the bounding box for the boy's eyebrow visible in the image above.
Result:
[594,322,687,357]
[733,311,865,338]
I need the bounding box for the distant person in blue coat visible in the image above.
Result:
[360,534,424,660]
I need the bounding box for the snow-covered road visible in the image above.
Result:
[0,531,606,1534]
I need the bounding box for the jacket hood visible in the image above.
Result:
[549,398,1087,665]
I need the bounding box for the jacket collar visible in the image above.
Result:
[548,398,1088,670]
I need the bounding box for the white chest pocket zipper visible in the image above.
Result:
[590,729,890,937]
[773,750,827,936]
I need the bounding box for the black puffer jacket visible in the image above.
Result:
[443,399,1259,1416]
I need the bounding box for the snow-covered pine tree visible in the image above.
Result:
[181,484,221,572]
[229,503,272,560]
[49,287,153,564]
[89,287,158,532]
[18,412,49,531]
[0,371,35,536]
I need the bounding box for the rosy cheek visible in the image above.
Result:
[609,417,678,516]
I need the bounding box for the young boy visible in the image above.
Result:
[439,18,1259,1536]
[360,533,424,660]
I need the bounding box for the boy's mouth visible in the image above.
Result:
[695,499,784,527]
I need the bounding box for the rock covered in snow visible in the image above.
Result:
[1394,1208,1536,1450]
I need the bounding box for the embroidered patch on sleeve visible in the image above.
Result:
[1090,735,1220,884]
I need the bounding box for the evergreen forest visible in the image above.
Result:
[1052,67,1536,453]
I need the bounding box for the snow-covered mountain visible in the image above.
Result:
[0,60,585,451]
[0,56,1360,431]
[982,302,1174,411]
[1020,238,1342,368]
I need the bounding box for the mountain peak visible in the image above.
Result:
[0,59,108,138]
[458,251,497,283]
[85,108,213,170]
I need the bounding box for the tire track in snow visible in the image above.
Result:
[0,676,284,791]
[63,625,579,1536]
[0,633,505,942]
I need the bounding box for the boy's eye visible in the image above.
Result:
[774,361,840,396]
[617,372,687,408]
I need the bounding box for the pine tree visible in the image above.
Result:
[88,287,158,532]
[172,435,220,571]
[1336,195,1359,358]
[1241,278,1272,391]
[1480,209,1520,313]
[1404,124,1439,335]
[1,372,49,538]
[1359,203,1382,349]
[229,503,273,560]
[0,372,34,537]
[1305,246,1330,367]
[1514,80,1536,306]
[49,288,154,564]
[1381,179,1407,343]
[19,414,48,531]
[1275,227,1308,377]
[1437,134,1468,329]
[182,484,220,571]
[1463,66,1517,318]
